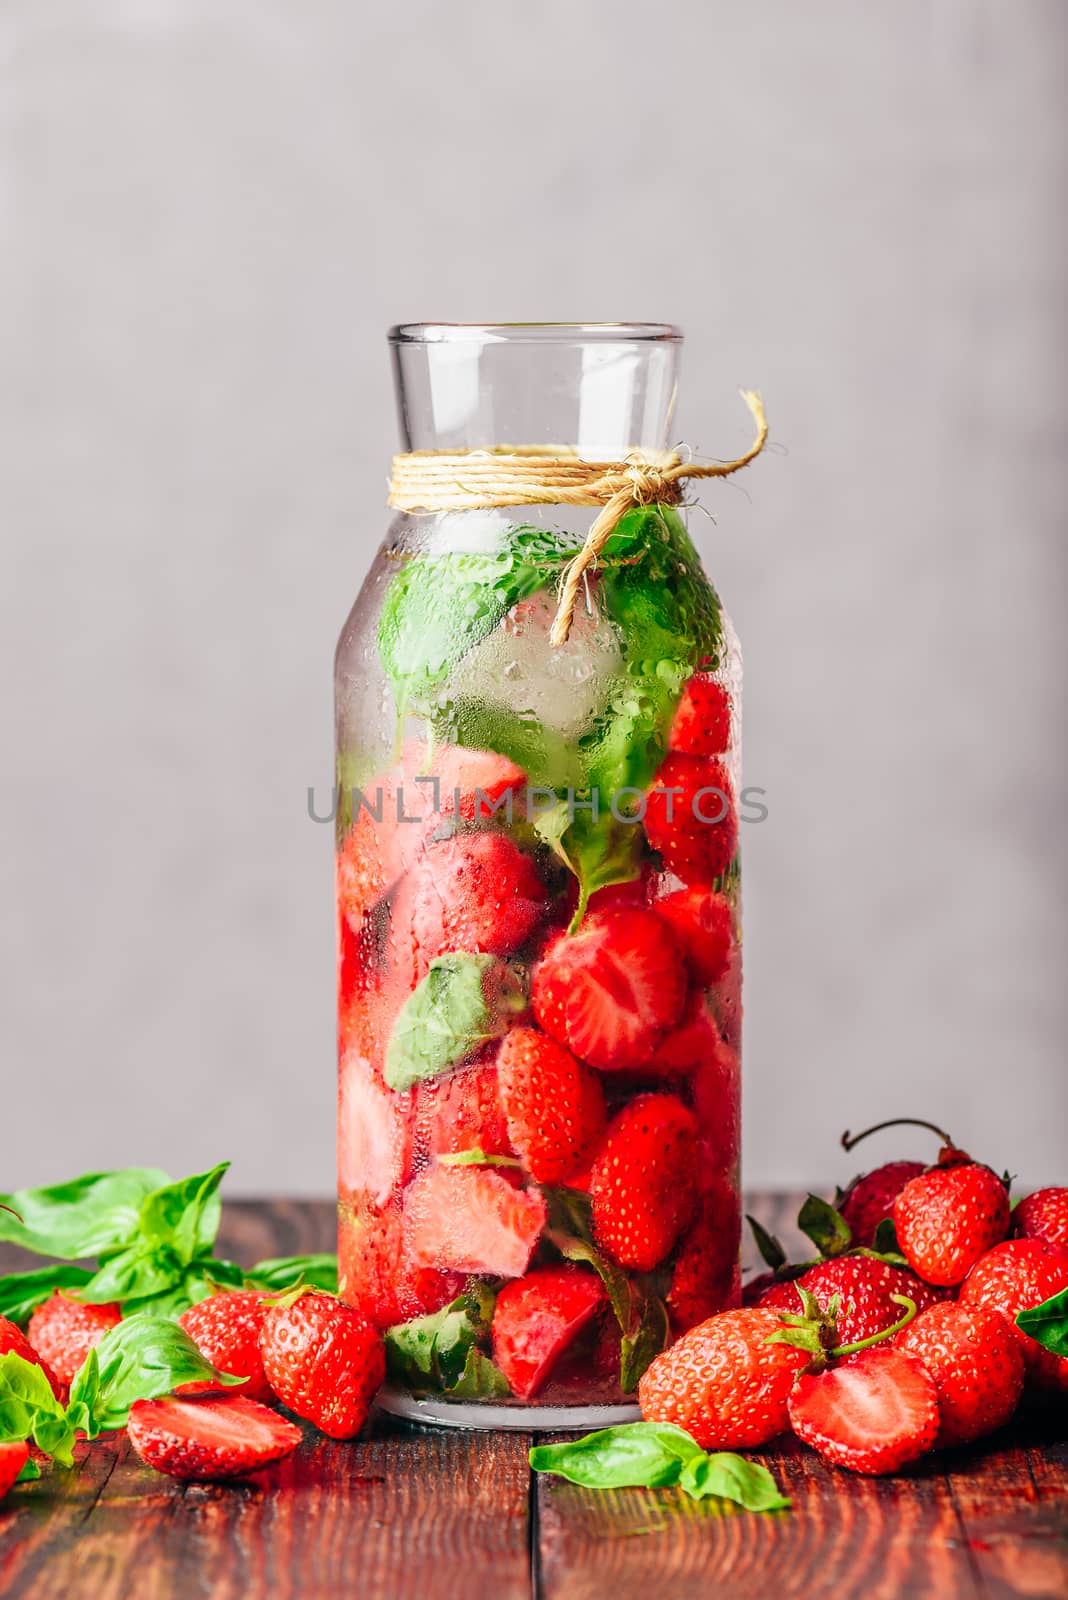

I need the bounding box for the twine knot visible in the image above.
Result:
[387,390,768,645]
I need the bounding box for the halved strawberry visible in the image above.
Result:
[670,674,733,756]
[590,1093,699,1272]
[0,1440,31,1501]
[651,995,740,1181]
[532,908,686,1071]
[413,1060,514,1164]
[497,1027,606,1184]
[127,1394,302,1481]
[787,1348,940,1476]
[653,887,734,987]
[337,1048,412,1207]
[338,1201,463,1331]
[491,1265,607,1399]
[644,753,738,886]
[404,1164,547,1278]
[390,833,548,988]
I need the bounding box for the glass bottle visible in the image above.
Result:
[335,324,742,1428]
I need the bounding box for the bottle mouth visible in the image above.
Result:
[388,322,683,345]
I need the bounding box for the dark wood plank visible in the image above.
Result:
[535,1432,988,1600]
[0,1418,533,1600]
[945,1409,1068,1600]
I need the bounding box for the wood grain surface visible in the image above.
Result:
[0,1197,1065,1600]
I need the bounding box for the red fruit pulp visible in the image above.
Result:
[492,1265,607,1399]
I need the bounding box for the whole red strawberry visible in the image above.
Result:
[127,1394,301,1481]
[788,1347,939,1475]
[178,1291,273,1402]
[669,673,733,757]
[895,1161,1010,1286]
[259,1291,385,1439]
[0,1315,64,1399]
[27,1293,122,1385]
[638,1306,809,1449]
[759,1257,946,1345]
[652,887,734,987]
[532,908,686,1071]
[496,1026,606,1184]
[491,1265,606,1399]
[666,1178,741,1333]
[959,1238,1068,1393]
[589,1093,699,1272]
[895,1302,1024,1446]
[0,1440,30,1501]
[837,1161,926,1248]
[644,753,738,886]
[1013,1188,1068,1252]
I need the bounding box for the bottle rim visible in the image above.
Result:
[388,322,682,345]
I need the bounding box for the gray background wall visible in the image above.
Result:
[3,1,1066,1197]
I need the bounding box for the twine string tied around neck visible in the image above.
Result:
[387,389,768,646]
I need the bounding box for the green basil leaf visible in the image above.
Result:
[446,1347,510,1399]
[0,1352,75,1466]
[378,535,561,718]
[138,1163,229,1264]
[70,1313,244,1435]
[678,1452,791,1511]
[620,1293,670,1393]
[385,1287,499,1395]
[15,1457,41,1483]
[1016,1285,1068,1356]
[530,1422,703,1489]
[0,1169,169,1259]
[0,1264,94,1325]
[746,1215,787,1271]
[797,1194,852,1259]
[78,1246,182,1306]
[385,953,526,1092]
[243,1254,339,1294]
[533,803,645,932]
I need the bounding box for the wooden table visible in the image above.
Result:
[1,1196,1065,1600]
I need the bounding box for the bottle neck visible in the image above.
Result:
[389,324,682,458]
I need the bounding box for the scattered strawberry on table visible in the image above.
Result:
[1,1113,1065,1505]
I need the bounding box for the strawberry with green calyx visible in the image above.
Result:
[759,1258,945,1347]
[259,1287,385,1440]
[787,1347,940,1476]
[836,1118,1012,1287]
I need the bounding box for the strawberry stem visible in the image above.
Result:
[840,1117,954,1153]
[830,1294,918,1357]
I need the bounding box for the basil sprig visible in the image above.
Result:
[385,1285,510,1400]
[0,1166,339,1318]
[530,1423,790,1512]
